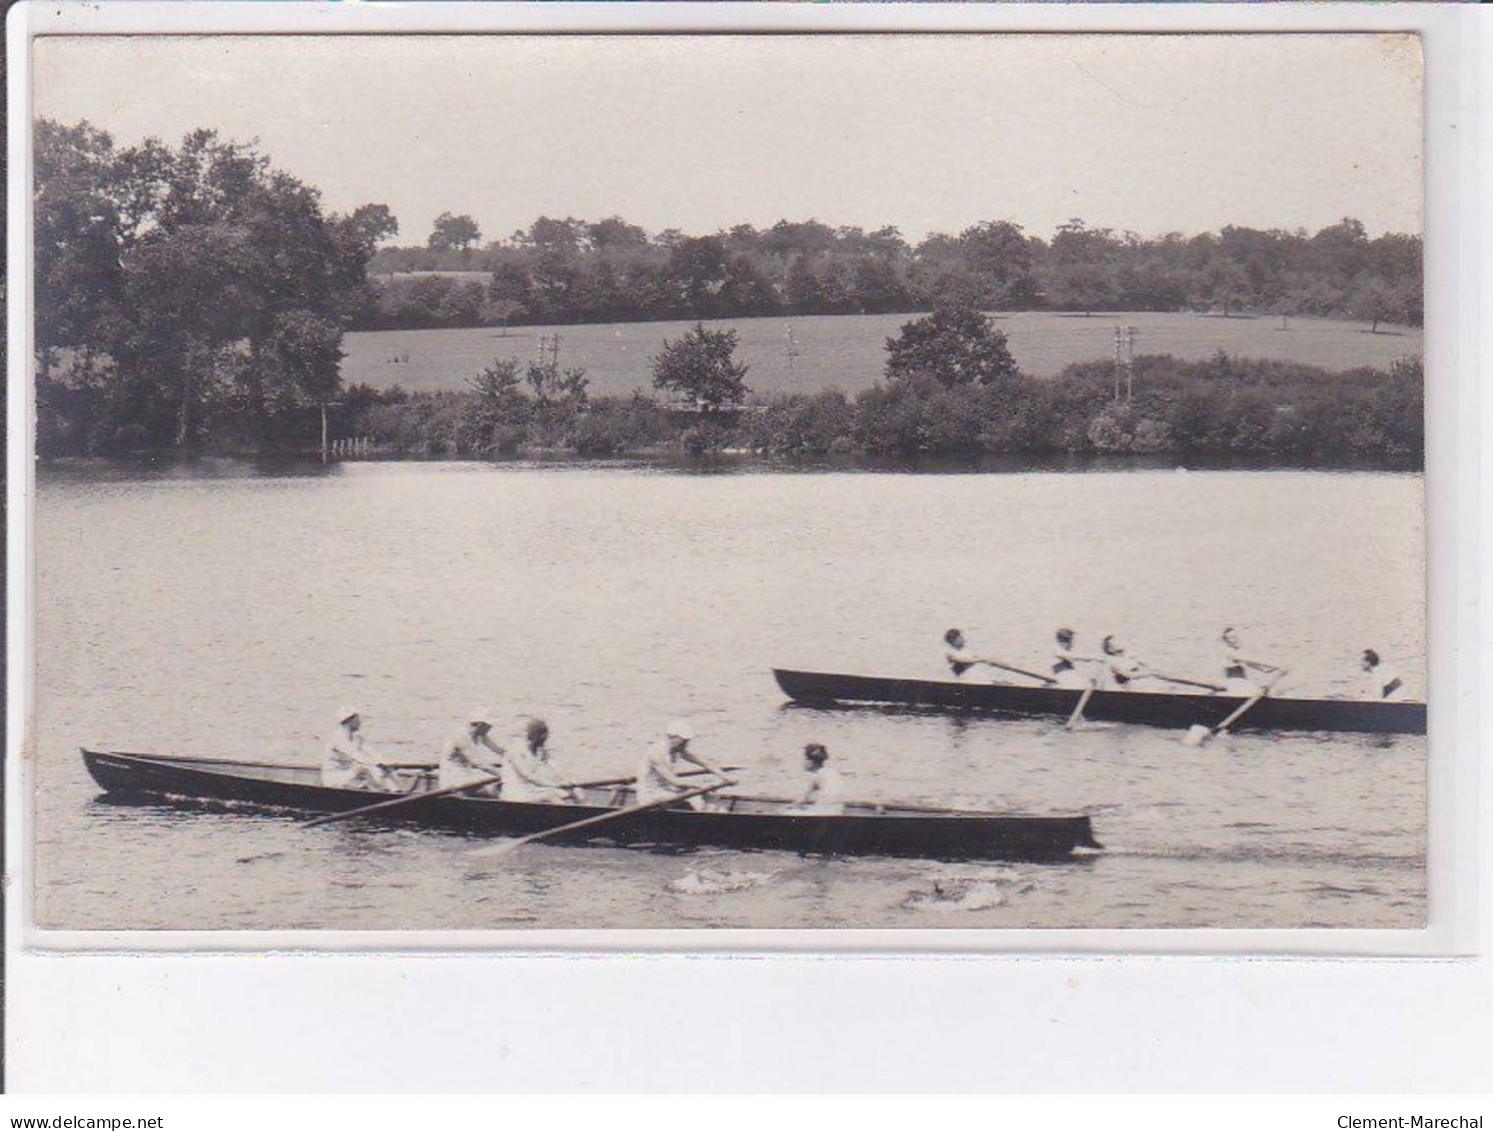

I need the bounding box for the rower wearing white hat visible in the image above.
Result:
[439,708,507,795]
[321,706,397,791]
[635,719,733,811]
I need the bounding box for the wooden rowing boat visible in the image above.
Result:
[81,749,1103,862]
[772,668,1426,736]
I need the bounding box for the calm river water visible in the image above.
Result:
[31,461,1426,931]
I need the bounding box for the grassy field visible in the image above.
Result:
[342,311,1423,398]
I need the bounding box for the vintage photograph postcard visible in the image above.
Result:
[27,31,1426,933]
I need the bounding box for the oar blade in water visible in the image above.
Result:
[1182,724,1213,747]
[468,836,526,862]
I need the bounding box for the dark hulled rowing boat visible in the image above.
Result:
[81,749,1102,862]
[773,669,1426,736]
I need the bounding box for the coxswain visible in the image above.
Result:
[439,708,506,795]
[501,718,577,803]
[1361,649,1404,700]
[635,720,733,811]
[1221,627,1285,694]
[322,706,398,791]
[1052,628,1102,689]
[796,742,846,816]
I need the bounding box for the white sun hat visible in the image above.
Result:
[665,719,695,741]
[337,705,361,724]
[468,708,495,726]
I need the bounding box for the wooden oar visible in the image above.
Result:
[302,773,501,828]
[1065,683,1096,731]
[567,764,742,791]
[979,659,1057,686]
[1152,673,1227,693]
[466,780,732,861]
[1183,671,1286,746]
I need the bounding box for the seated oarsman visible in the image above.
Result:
[943,628,983,678]
[1100,636,1162,691]
[1221,627,1285,695]
[943,628,1035,684]
[439,708,506,795]
[1361,649,1404,700]
[1052,627,1102,690]
[501,718,577,804]
[635,719,733,811]
[322,706,398,791]
[796,743,846,816]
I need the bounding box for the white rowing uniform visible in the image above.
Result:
[502,741,570,803]
[1223,642,1252,694]
[1105,655,1147,691]
[636,742,710,811]
[1365,663,1405,701]
[322,727,394,791]
[439,729,503,793]
[1052,645,1094,689]
[946,645,983,679]
[800,765,847,816]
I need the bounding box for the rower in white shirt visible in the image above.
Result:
[796,743,846,815]
[943,628,1048,686]
[501,718,577,804]
[439,708,506,795]
[1221,627,1285,695]
[1052,627,1103,689]
[1100,635,1164,691]
[943,628,986,678]
[1360,649,1405,700]
[321,706,398,791]
[635,719,733,811]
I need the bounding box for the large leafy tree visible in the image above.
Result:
[668,236,729,314]
[958,220,1036,305]
[427,211,480,254]
[650,323,750,412]
[884,305,1018,387]
[34,119,396,452]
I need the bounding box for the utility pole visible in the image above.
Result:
[537,333,562,368]
[1113,325,1138,403]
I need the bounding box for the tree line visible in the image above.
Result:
[31,119,1422,466]
[359,213,1423,332]
[348,312,1423,469]
[35,119,395,455]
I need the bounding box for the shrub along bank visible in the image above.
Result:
[347,352,1423,468]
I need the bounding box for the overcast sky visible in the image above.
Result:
[34,33,1422,245]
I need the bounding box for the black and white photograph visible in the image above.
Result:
[26,30,1428,934]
